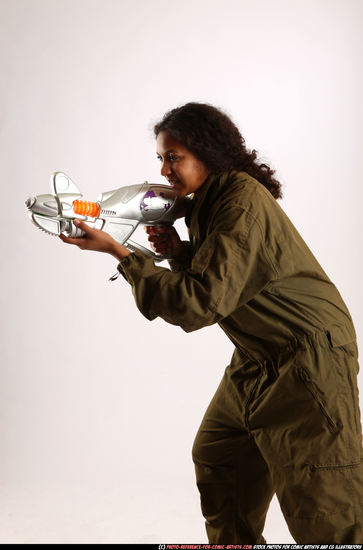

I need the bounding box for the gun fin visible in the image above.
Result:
[50,172,82,198]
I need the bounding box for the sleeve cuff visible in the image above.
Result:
[117,251,137,283]
[116,249,159,285]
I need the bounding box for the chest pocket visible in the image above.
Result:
[325,322,357,356]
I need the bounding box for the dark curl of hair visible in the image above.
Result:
[153,102,283,200]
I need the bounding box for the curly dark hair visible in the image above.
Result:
[153,102,283,200]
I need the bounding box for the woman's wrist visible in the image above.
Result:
[173,241,191,260]
[109,241,132,262]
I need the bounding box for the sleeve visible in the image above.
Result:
[117,206,277,332]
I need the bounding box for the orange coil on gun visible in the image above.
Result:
[73,200,101,217]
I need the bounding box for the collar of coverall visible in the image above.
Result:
[193,172,219,202]
[189,171,238,240]
[193,170,244,202]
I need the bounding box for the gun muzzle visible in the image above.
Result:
[25,197,36,209]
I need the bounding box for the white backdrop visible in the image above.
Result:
[1,0,362,543]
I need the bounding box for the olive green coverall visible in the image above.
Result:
[117,171,363,543]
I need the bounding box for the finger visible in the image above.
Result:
[148,226,159,236]
[148,235,169,243]
[153,225,173,234]
[59,234,87,247]
[151,244,170,254]
[73,219,96,234]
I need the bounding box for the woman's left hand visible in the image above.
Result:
[59,219,131,261]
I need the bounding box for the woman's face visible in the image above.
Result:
[156,131,210,197]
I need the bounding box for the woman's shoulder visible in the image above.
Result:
[217,170,278,214]
[212,171,295,245]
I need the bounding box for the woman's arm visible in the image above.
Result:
[117,206,277,332]
[59,219,189,263]
[59,211,277,333]
[59,218,131,260]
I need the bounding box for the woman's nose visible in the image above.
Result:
[160,160,171,177]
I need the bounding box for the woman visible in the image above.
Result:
[60,102,362,543]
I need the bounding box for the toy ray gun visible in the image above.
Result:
[25,171,191,262]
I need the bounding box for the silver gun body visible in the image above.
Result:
[26,172,191,261]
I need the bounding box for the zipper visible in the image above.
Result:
[298,366,339,434]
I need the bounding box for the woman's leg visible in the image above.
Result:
[249,334,363,543]
[192,366,275,543]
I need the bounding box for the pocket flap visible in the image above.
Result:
[326,322,356,347]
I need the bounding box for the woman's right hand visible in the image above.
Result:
[145,225,187,259]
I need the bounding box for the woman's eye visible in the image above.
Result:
[156,154,178,162]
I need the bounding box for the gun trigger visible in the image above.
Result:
[109,271,120,282]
